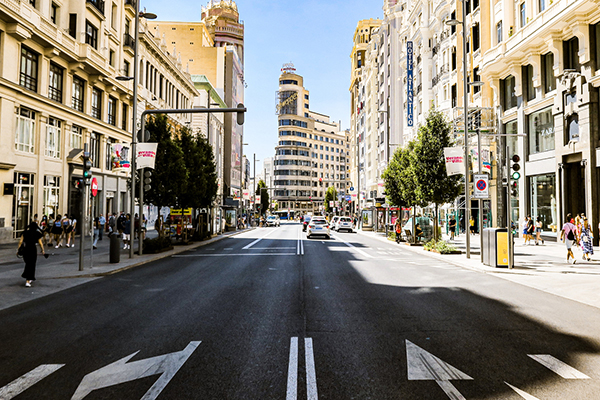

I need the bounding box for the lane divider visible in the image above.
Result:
[286,337,318,400]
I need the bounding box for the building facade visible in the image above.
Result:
[274,65,348,216]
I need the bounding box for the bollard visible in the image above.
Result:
[109,232,121,263]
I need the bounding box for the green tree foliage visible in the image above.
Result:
[382,141,422,208]
[412,109,462,239]
[144,115,187,216]
[176,126,218,210]
[255,179,269,215]
[324,186,337,213]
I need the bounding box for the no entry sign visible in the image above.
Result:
[91,177,98,197]
[473,174,489,199]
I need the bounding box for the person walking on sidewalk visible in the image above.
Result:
[395,218,402,244]
[580,217,594,261]
[122,214,131,250]
[560,213,579,264]
[92,216,100,249]
[108,212,116,234]
[69,216,77,248]
[526,215,535,245]
[17,221,45,287]
[449,216,457,240]
[98,214,106,241]
[535,216,544,245]
[52,214,63,248]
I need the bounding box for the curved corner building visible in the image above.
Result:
[274,65,349,216]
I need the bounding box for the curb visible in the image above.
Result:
[53,228,255,279]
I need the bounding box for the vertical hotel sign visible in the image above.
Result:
[406,41,414,127]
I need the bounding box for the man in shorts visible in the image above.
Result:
[560,213,579,264]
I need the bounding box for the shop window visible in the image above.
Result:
[529,174,556,233]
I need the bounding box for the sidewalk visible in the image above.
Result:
[357,229,600,310]
[0,228,252,312]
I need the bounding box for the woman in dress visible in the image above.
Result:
[580,218,594,261]
[535,216,544,245]
[52,214,63,248]
[18,221,45,287]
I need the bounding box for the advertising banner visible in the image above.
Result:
[136,143,158,169]
[111,144,131,172]
[444,147,465,176]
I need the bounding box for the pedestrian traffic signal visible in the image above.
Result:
[144,170,152,192]
[83,151,92,184]
[511,154,521,180]
[510,180,518,197]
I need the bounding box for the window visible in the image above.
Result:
[111,3,117,30]
[528,106,554,153]
[451,47,456,70]
[20,46,38,92]
[473,68,481,93]
[109,49,115,67]
[539,0,546,12]
[48,63,63,102]
[15,107,36,153]
[564,37,580,71]
[519,3,526,28]
[68,14,77,38]
[45,117,62,158]
[91,87,102,120]
[72,76,85,111]
[472,23,480,51]
[51,3,58,23]
[566,114,579,143]
[106,138,114,170]
[71,125,83,149]
[85,20,98,49]
[90,132,100,168]
[121,103,128,130]
[501,75,517,111]
[107,96,117,126]
[450,11,456,34]
[473,0,479,9]
[541,52,555,93]
[123,60,130,77]
[497,21,503,44]
[523,65,535,101]
[43,176,60,218]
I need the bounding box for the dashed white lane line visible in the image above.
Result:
[527,355,590,379]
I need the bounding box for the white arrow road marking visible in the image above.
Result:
[286,337,318,400]
[71,341,201,400]
[305,338,318,400]
[406,340,471,400]
[0,364,64,399]
[505,382,541,399]
[527,355,590,379]
[286,337,299,400]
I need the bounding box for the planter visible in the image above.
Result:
[425,248,461,254]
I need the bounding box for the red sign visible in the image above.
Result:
[91,177,98,197]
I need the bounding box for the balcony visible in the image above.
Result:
[432,64,449,87]
[86,0,105,16]
[123,33,134,54]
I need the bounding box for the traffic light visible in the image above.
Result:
[237,103,245,125]
[510,154,521,180]
[83,151,92,185]
[510,180,518,197]
[73,179,83,191]
[143,170,152,192]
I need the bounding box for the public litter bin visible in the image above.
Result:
[482,228,509,268]
[109,233,121,263]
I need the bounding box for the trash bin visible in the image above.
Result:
[109,232,121,263]
[482,228,509,268]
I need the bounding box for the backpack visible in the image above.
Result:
[566,226,575,241]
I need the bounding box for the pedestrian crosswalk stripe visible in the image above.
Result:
[527,355,590,379]
[505,382,540,399]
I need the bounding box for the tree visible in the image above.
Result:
[324,186,337,214]
[382,141,420,208]
[412,108,462,240]
[144,114,186,236]
[255,179,269,215]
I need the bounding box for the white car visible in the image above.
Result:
[306,216,330,239]
[330,216,340,231]
[266,215,280,227]
[336,216,354,232]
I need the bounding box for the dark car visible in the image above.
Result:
[302,216,312,232]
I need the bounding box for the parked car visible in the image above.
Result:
[306,216,330,239]
[336,216,354,232]
[302,215,312,232]
[265,215,280,227]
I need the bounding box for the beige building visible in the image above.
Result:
[0,0,198,242]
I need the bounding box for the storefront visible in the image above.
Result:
[528,173,557,234]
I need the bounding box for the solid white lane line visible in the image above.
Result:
[305,338,318,400]
[173,253,297,257]
[252,247,296,250]
[505,382,541,400]
[286,337,298,400]
[527,355,590,379]
[0,364,65,399]
[300,237,304,255]
[242,229,277,250]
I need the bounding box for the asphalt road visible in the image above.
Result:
[2,222,600,399]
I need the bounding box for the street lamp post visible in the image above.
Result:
[447,8,471,259]
[253,154,259,226]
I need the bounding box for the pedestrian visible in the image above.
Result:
[39,215,48,245]
[52,214,63,248]
[46,214,55,247]
[469,216,476,234]
[69,215,77,248]
[449,215,457,240]
[535,216,544,245]
[17,221,45,287]
[560,213,579,264]
[108,212,116,234]
[526,215,535,245]
[122,213,131,249]
[62,214,73,248]
[395,218,402,244]
[134,213,140,239]
[459,216,465,233]
[98,213,106,240]
[92,216,100,249]
[580,217,593,261]
[117,212,126,234]
[522,217,530,245]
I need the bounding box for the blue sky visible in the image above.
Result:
[144,0,383,171]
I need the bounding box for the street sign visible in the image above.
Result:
[473,174,489,199]
[350,187,355,191]
[91,178,98,197]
